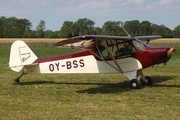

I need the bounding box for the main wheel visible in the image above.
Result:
[141,76,153,86]
[129,79,141,89]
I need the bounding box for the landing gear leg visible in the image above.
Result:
[14,72,26,84]
[124,70,153,89]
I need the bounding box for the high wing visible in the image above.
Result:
[53,35,133,47]
[53,35,162,47]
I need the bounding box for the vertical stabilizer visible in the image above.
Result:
[9,40,38,72]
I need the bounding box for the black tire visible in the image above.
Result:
[142,76,153,86]
[14,78,20,84]
[129,79,141,89]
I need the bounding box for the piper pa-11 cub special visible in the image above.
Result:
[9,35,175,89]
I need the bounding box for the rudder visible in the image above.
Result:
[9,40,38,72]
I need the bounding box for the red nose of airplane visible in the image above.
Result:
[167,47,176,58]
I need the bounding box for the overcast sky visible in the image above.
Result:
[0,0,179,31]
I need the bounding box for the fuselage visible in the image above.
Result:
[25,43,174,74]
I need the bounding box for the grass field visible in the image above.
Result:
[0,39,180,120]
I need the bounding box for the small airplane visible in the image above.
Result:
[9,34,175,89]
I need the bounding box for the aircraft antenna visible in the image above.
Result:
[121,25,131,37]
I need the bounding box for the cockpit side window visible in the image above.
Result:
[96,39,135,59]
[115,42,134,56]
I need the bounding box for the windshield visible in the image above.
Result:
[132,38,149,51]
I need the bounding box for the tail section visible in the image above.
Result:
[9,40,38,72]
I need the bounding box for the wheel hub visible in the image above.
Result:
[132,83,137,87]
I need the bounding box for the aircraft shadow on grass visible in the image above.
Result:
[77,75,179,94]
[17,75,178,94]
[150,76,180,88]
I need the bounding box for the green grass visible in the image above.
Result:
[0,41,180,120]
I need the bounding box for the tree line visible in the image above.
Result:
[0,16,180,38]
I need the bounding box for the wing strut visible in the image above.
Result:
[81,42,120,72]
[102,40,122,73]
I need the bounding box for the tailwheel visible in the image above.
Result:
[129,79,141,89]
[141,76,153,86]
[13,72,26,84]
[14,78,20,84]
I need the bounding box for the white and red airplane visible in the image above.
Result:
[9,35,175,89]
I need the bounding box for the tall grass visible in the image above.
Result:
[149,38,180,47]
[0,38,62,48]
[0,39,179,120]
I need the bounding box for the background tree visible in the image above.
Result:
[173,25,180,38]
[159,25,172,38]
[94,27,103,35]
[36,20,46,38]
[152,24,173,38]
[0,16,179,38]
[0,17,32,38]
[20,18,32,37]
[53,31,60,38]
[60,21,74,38]
[0,16,6,37]
[44,30,54,38]
[23,29,34,38]
[139,21,152,35]
[102,21,124,35]
[3,17,17,38]
[124,20,140,36]
[74,18,95,36]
